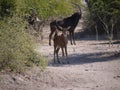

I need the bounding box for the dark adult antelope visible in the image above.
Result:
[49,3,82,46]
[53,27,68,63]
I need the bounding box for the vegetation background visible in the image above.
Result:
[0,0,82,72]
[0,0,120,73]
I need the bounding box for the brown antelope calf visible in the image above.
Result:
[53,28,68,63]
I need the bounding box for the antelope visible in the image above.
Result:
[49,3,82,46]
[27,13,45,40]
[53,27,68,63]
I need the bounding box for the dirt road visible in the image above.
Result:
[35,36,120,90]
[0,26,120,90]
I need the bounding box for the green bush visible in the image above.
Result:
[0,0,17,18]
[16,0,81,20]
[0,0,82,20]
[0,16,46,73]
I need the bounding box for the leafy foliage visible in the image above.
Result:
[0,0,17,18]
[0,0,82,72]
[16,0,81,20]
[0,0,82,20]
[85,0,120,37]
[0,16,46,72]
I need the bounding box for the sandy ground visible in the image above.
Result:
[35,35,120,90]
[0,25,120,90]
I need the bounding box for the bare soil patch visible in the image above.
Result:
[0,25,120,90]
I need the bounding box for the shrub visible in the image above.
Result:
[0,15,46,73]
[0,0,17,18]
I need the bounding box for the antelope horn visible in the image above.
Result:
[72,2,82,13]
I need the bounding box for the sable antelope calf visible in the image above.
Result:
[49,3,82,46]
[53,28,68,63]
